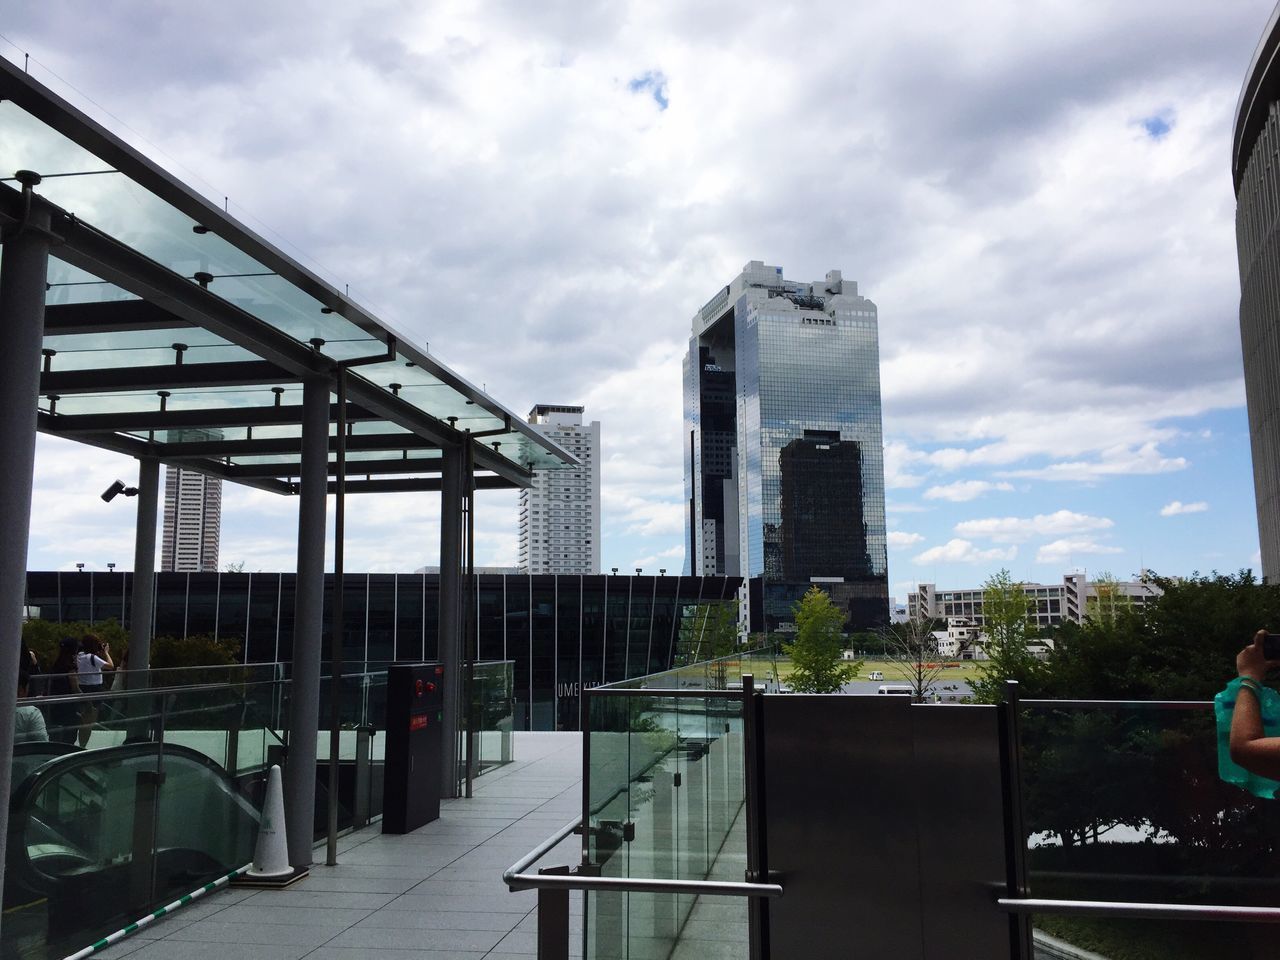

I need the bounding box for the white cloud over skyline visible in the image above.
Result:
[3,0,1268,594]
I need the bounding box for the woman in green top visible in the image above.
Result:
[1230,630,1280,779]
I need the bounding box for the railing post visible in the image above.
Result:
[1000,680,1033,959]
[742,673,768,959]
[537,865,571,960]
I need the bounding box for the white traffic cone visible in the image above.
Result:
[246,764,293,878]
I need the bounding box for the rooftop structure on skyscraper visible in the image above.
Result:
[683,261,888,630]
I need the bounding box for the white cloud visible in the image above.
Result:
[923,480,1013,502]
[1002,443,1188,483]
[913,539,1018,565]
[954,510,1115,543]
[1036,539,1125,564]
[1160,500,1209,516]
[887,531,925,547]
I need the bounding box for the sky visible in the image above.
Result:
[3,0,1273,603]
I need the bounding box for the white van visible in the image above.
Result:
[867,670,884,681]
[877,684,913,696]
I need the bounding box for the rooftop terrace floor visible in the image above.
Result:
[96,733,584,960]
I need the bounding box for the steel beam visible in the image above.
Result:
[323,475,514,495]
[42,403,380,435]
[42,298,194,336]
[438,444,464,799]
[40,359,293,395]
[160,431,437,460]
[231,457,447,479]
[0,197,52,940]
[284,375,329,869]
[128,458,159,683]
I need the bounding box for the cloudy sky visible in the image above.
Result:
[5,1,1272,601]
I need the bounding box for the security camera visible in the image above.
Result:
[101,480,139,502]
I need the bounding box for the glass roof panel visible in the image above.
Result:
[3,79,573,481]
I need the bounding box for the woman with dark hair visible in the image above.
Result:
[76,633,112,747]
[46,638,81,745]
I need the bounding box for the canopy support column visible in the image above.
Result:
[127,457,160,685]
[0,197,52,936]
[439,443,465,798]
[285,373,329,867]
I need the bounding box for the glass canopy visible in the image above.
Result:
[0,59,574,494]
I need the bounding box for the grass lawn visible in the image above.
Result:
[848,658,983,684]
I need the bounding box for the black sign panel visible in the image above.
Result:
[383,662,444,833]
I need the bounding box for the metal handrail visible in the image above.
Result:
[1020,698,1213,709]
[998,896,1280,923]
[502,816,783,899]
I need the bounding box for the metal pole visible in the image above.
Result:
[0,192,52,936]
[1001,680,1033,959]
[128,457,160,686]
[537,866,571,960]
[439,442,464,798]
[284,373,329,869]
[464,433,476,799]
[325,369,348,866]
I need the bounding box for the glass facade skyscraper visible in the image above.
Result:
[684,261,888,629]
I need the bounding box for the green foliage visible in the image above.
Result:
[675,601,739,665]
[21,618,128,671]
[784,586,854,694]
[150,633,240,670]
[970,569,1045,703]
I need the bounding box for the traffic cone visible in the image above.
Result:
[236,764,303,885]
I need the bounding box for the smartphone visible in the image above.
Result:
[1266,633,1280,661]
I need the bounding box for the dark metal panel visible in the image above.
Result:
[42,298,194,335]
[760,694,925,960]
[912,704,1012,960]
[231,456,447,479]
[40,359,293,394]
[43,403,380,434]
[161,431,441,459]
[322,476,515,494]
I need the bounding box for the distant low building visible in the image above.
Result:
[907,573,1161,629]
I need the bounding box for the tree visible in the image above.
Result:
[879,618,945,702]
[675,600,740,665]
[970,568,1043,703]
[785,586,855,693]
[224,560,246,573]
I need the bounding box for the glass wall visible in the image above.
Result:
[26,571,741,732]
[584,649,775,959]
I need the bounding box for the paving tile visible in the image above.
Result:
[204,904,373,926]
[325,924,506,951]
[161,919,346,947]
[306,950,485,960]
[242,888,398,909]
[124,940,313,960]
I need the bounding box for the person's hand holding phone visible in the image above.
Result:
[1238,629,1279,681]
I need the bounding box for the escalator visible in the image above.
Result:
[4,743,260,960]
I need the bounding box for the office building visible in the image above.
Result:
[683,260,888,629]
[1236,6,1280,580]
[25,569,737,732]
[160,466,221,572]
[907,573,1162,630]
[518,404,600,574]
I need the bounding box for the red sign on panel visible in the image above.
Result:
[409,715,429,731]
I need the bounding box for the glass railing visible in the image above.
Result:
[27,661,286,695]
[584,648,771,960]
[461,660,515,784]
[1018,699,1280,960]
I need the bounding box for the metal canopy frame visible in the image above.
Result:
[0,54,577,494]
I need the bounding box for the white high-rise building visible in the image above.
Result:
[161,467,222,572]
[518,405,600,574]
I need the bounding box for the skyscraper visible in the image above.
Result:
[1235,6,1280,579]
[161,466,222,572]
[684,261,888,629]
[518,404,601,574]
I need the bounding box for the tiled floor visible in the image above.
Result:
[96,733,584,960]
